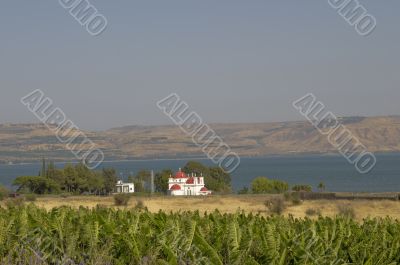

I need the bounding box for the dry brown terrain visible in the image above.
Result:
[22,195,400,222]
[1,115,400,163]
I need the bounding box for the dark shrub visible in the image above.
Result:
[264,196,285,215]
[134,199,146,210]
[114,193,131,206]
[291,192,302,205]
[283,192,292,201]
[305,208,321,216]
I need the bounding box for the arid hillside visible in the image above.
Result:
[1,116,400,163]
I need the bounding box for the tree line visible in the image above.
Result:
[13,160,232,195]
[13,160,118,195]
[238,177,325,194]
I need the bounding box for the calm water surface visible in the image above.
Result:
[0,153,399,192]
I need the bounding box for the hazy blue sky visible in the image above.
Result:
[1,1,399,130]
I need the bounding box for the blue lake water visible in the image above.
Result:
[0,153,399,192]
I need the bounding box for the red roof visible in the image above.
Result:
[170,184,182,190]
[175,169,188,178]
[200,187,208,192]
[186,177,195,184]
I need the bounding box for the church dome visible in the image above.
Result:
[174,168,188,178]
[170,184,182,190]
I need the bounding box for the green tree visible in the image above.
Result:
[208,166,231,192]
[183,161,209,176]
[14,163,121,195]
[46,161,56,179]
[63,163,77,193]
[182,161,232,192]
[136,170,151,191]
[13,176,60,194]
[318,182,326,192]
[41,157,46,178]
[74,163,92,193]
[251,177,288,194]
[133,180,145,192]
[102,168,117,194]
[136,170,151,182]
[126,173,145,192]
[87,171,104,195]
[154,169,173,193]
[50,169,66,191]
[46,161,67,191]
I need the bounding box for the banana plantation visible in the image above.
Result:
[0,204,399,264]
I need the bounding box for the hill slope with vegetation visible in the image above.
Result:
[1,116,400,163]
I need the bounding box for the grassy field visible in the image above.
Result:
[24,194,400,221]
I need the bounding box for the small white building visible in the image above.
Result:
[115,180,135,193]
[168,168,212,196]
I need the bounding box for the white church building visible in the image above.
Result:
[168,168,212,196]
